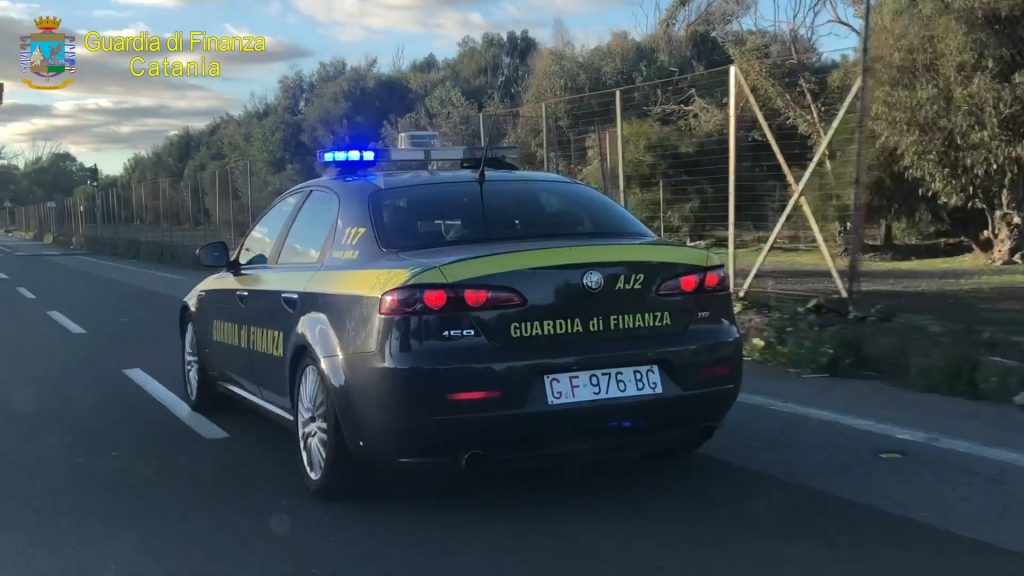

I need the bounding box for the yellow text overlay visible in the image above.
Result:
[83,31,266,78]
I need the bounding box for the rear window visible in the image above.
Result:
[369,180,654,251]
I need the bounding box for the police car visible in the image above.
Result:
[180,145,742,497]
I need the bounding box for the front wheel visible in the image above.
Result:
[295,353,362,498]
[182,318,219,412]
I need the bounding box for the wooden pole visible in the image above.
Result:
[728,65,738,292]
[615,89,626,207]
[736,70,861,299]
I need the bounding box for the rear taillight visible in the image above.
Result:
[656,267,729,296]
[379,285,526,315]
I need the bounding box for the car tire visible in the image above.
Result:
[182,317,220,412]
[294,352,363,499]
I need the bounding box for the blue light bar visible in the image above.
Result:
[317,148,378,164]
[317,145,519,167]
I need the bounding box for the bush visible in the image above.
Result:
[738,299,1024,403]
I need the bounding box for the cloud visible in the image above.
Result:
[291,0,496,42]
[527,0,627,13]
[0,1,39,20]
[113,0,218,6]
[92,9,133,18]
[0,97,234,157]
[94,21,151,36]
[262,0,285,17]
[0,14,236,169]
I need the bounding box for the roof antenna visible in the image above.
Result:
[477,56,511,186]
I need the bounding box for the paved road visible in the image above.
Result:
[1,237,1023,576]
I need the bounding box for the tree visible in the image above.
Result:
[871,0,1024,262]
[382,81,480,147]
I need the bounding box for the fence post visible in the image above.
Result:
[215,170,221,240]
[596,122,609,195]
[479,112,486,146]
[615,89,626,208]
[728,65,738,292]
[197,172,206,243]
[246,160,252,229]
[847,0,873,310]
[159,179,165,230]
[659,180,665,237]
[186,178,193,228]
[227,167,234,244]
[95,188,102,239]
[541,102,548,172]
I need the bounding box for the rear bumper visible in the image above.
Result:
[419,385,738,465]
[334,330,742,463]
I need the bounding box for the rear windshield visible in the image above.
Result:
[369,180,654,251]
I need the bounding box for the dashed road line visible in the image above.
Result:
[738,393,1024,468]
[75,256,185,279]
[15,287,35,299]
[46,311,86,334]
[122,369,229,440]
[0,273,7,279]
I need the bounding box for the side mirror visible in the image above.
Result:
[196,241,231,268]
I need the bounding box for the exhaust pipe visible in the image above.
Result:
[459,449,488,470]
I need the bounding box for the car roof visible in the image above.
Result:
[299,169,577,194]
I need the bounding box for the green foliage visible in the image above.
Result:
[871,0,1024,259]
[738,300,1024,403]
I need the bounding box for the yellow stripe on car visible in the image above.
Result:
[414,244,710,284]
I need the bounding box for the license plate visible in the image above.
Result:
[543,365,662,405]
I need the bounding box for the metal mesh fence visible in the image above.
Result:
[12,162,257,257]
[490,62,862,299]
[9,13,1024,350]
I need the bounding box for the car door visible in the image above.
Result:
[243,189,340,411]
[222,191,306,398]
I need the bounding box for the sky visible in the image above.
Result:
[0,0,860,175]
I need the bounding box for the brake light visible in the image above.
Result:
[656,267,729,296]
[463,289,488,308]
[704,268,726,290]
[423,288,448,310]
[679,274,701,293]
[379,285,526,315]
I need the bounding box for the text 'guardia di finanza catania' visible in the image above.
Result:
[84,31,266,77]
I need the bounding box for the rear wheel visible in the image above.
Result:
[182,318,219,412]
[295,353,362,498]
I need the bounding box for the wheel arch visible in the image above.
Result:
[289,312,347,409]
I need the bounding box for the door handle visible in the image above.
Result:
[281,292,299,313]
[235,290,248,306]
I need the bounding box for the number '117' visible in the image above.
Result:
[341,226,366,245]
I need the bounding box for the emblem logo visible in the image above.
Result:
[582,270,604,293]
[20,16,76,91]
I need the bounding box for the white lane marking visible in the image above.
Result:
[0,245,12,253]
[222,383,295,421]
[738,393,1024,468]
[75,256,185,279]
[0,273,7,279]
[16,287,35,299]
[46,311,86,334]
[122,368,229,439]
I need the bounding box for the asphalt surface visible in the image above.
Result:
[1,236,1023,576]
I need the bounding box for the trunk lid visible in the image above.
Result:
[399,239,714,349]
